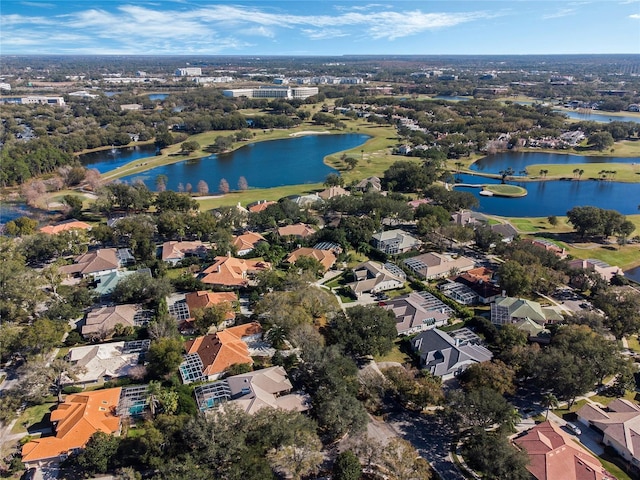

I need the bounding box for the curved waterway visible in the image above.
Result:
[453,173,640,216]
[119,133,371,192]
[80,144,160,173]
[470,152,640,174]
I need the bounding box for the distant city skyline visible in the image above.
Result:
[1,1,639,56]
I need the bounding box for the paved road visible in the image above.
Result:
[387,411,466,480]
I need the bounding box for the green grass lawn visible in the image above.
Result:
[627,335,640,353]
[552,398,588,420]
[11,403,56,434]
[525,162,640,183]
[374,338,413,364]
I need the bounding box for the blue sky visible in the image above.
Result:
[1,1,639,56]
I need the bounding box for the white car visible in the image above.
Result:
[566,422,582,435]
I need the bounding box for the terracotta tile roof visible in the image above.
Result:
[232,232,266,253]
[161,241,208,261]
[184,322,262,378]
[277,223,317,238]
[185,290,237,321]
[22,388,121,464]
[59,248,120,276]
[200,256,271,287]
[39,219,92,235]
[248,201,277,213]
[514,421,613,480]
[318,186,350,200]
[286,247,336,271]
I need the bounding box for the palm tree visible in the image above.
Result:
[573,168,580,179]
[543,392,559,420]
[578,169,584,180]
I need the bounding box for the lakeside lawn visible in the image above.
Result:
[525,162,640,183]
[490,215,640,270]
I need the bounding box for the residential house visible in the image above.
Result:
[39,219,92,235]
[232,231,266,256]
[490,296,563,327]
[438,280,479,306]
[194,366,309,414]
[353,176,382,192]
[491,223,519,243]
[522,238,566,257]
[312,241,344,256]
[277,223,317,239]
[347,261,406,297]
[183,290,238,330]
[64,340,150,386]
[81,304,153,340]
[404,252,475,280]
[318,186,350,200]
[161,240,208,265]
[452,267,502,304]
[514,420,614,480]
[576,399,640,472]
[200,255,271,288]
[450,210,484,226]
[371,229,421,255]
[247,200,277,213]
[411,328,493,380]
[381,291,453,336]
[407,198,431,209]
[59,248,133,278]
[22,388,122,469]
[180,322,263,383]
[92,268,152,297]
[286,247,337,272]
[568,258,624,283]
[291,193,323,207]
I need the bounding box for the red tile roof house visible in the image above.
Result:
[285,247,337,272]
[576,398,640,473]
[22,388,122,470]
[161,240,208,266]
[232,231,267,256]
[180,322,263,383]
[39,219,92,235]
[514,420,614,480]
[200,255,271,288]
[182,290,238,331]
[276,223,317,239]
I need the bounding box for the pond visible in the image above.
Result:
[79,144,160,173]
[555,109,640,124]
[148,93,168,101]
[470,152,640,174]
[453,173,640,217]
[119,133,371,192]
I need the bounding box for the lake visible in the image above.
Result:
[79,144,160,173]
[148,93,169,101]
[555,109,640,124]
[470,151,640,174]
[119,133,371,192]
[453,173,640,216]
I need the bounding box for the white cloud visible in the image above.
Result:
[301,28,349,40]
[630,13,640,18]
[542,8,577,19]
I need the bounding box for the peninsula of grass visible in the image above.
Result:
[526,162,640,183]
[483,184,528,197]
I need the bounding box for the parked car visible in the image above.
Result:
[566,422,582,435]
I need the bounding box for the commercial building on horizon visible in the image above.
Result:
[222,86,319,100]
